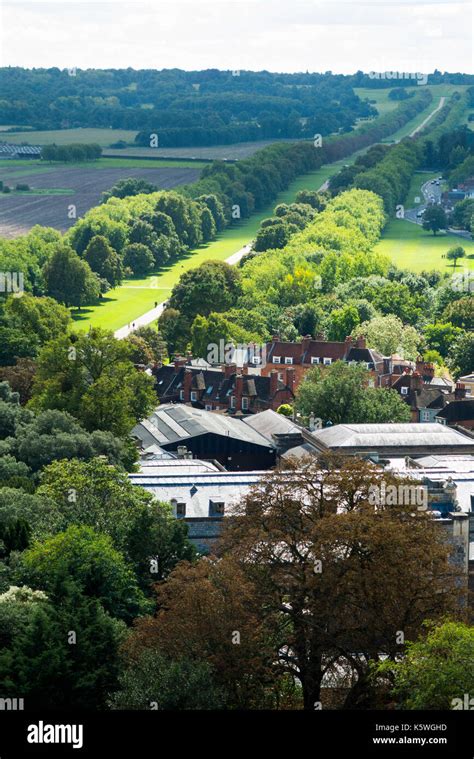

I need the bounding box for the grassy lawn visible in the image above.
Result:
[374,218,474,273]
[354,88,400,116]
[2,128,139,147]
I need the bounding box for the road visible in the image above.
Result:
[409,96,446,138]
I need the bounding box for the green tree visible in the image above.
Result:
[83,235,123,288]
[123,243,155,277]
[422,206,447,235]
[376,621,474,710]
[110,649,224,710]
[447,332,474,378]
[20,525,149,623]
[296,361,411,425]
[424,322,464,358]
[353,315,422,360]
[446,245,466,269]
[43,245,100,308]
[29,328,155,436]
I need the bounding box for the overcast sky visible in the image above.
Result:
[0,0,472,74]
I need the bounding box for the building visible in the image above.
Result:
[287,422,474,459]
[132,403,277,470]
[0,144,42,159]
[130,461,264,553]
[459,375,474,398]
[436,399,474,431]
[153,359,295,414]
[255,334,383,389]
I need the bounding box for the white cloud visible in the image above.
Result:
[0,0,472,72]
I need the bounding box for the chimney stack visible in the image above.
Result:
[174,357,187,373]
[270,370,279,397]
[223,362,237,379]
[183,369,193,401]
[455,382,467,400]
[286,366,296,393]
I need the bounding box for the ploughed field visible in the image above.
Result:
[0,165,201,238]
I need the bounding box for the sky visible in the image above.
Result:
[0,0,472,74]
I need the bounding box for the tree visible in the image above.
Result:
[446,245,465,269]
[295,361,411,425]
[83,235,123,288]
[4,294,70,346]
[376,621,474,710]
[102,177,157,202]
[353,314,422,360]
[29,328,155,436]
[447,332,474,378]
[20,525,149,623]
[123,557,280,709]
[424,322,464,358]
[168,260,241,322]
[442,297,474,330]
[0,584,124,710]
[422,206,447,235]
[123,243,155,277]
[110,649,225,710]
[218,455,460,709]
[327,304,360,342]
[36,458,195,580]
[43,245,100,308]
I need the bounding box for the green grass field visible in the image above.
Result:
[354,88,400,117]
[375,218,474,273]
[2,128,139,147]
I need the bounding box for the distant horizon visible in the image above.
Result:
[0,0,472,74]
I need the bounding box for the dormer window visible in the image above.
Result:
[179,390,184,400]
[311,357,319,364]
[176,502,186,518]
[273,356,281,364]
[242,397,249,410]
[284,357,293,365]
[323,358,332,365]
[190,391,197,402]
[209,500,225,517]
[401,387,409,396]
[230,395,236,408]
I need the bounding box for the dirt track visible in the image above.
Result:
[0,166,201,238]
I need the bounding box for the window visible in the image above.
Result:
[323,358,332,366]
[421,410,431,422]
[179,390,184,400]
[205,404,213,411]
[273,356,281,364]
[401,387,409,396]
[190,391,197,402]
[230,395,236,409]
[368,379,375,388]
[278,372,283,382]
[311,357,320,365]
[253,356,262,365]
[284,357,293,365]
[242,397,249,410]
[176,502,186,518]
[210,501,225,517]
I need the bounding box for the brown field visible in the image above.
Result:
[102,138,301,161]
[0,165,201,238]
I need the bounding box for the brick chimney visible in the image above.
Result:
[174,357,187,373]
[412,372,422,392]
[416,358,435,381]
[355,336,366,349]
[223,362,237,379]
[455,382,467,400]
[270,370,279,397]
[235,374,244,410]
[301,334,312,354]
[183,369,193,401]
[286,366,296,393]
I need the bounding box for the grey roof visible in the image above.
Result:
[133,404,275,448]
[309,423,474,450]
[243,409,301,441]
